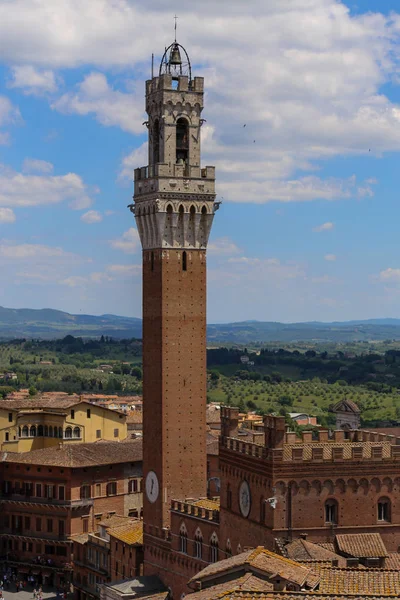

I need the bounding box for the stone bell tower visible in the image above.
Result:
[130,41,217,539]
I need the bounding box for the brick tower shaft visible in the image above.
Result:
[130,40,217,540]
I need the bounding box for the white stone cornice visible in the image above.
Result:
[132,198,216,250]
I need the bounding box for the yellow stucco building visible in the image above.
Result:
[0,393,127,452]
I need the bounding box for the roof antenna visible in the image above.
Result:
[174,14,178,42]
[151,53,154,79]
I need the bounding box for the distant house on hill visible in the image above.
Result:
[330,398,361,430]
[288,412,317,426]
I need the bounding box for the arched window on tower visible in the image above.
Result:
[182,251,187,272]
[378,497,391,522]
[209,532,219,563]
[225,539,232,558]
[325,499,338,524]
[176,118,189,167]
[29,425,36,437]
[194,528,203,559]
[153,119,160,165]
[151,251,154,272]
[226,483,232,510]
[179,523,188,554]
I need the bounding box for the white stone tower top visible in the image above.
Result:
[131,41,218,250]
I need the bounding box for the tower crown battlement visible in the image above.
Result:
[132,42,217,250]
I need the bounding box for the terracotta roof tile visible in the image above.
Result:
[319,567,400,595]
[385,553,400,570]
[192,498,220,511]
[331,398,360,413]
[190,547,315,589]
[108,521,143,545]
[1,439,142,467]
[285,539,346,567]
[335,533,388,558]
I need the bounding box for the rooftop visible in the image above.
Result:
[283,538,346,567]
[319,567,400,595]
[1,439,142,467]
[108,521,143,545]
[102,576,167,599]
[190,547,317,589]
[335,533,388,558]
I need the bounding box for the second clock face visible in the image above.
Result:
[145,470,159,503]
[239,480,251,518]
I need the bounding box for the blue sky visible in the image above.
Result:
[1,0,400,323]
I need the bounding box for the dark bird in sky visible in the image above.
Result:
[253,140,256,143]
[243,124,246,127]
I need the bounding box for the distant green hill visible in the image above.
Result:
[1,306,400,342]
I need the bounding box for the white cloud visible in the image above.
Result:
[378,268,400,282]
[0,208,16,223]
[110,228,140,254]
[22,158,54,174]
[0,96,21,144]
[81,210,102,224]
[324,254,337,261]
[8,65,60,95]
[119,143,148,181]
[0,243,79,260]
[313,221,334,232]
[107,264,141,275]
[0,165,95,209]
[52,72,144,134]
[218,175,375,204]
[208,237,241,255]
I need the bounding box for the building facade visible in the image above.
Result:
[0,395,127,452]
[0,441,142,587]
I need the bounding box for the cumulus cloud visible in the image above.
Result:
[0,208,16,223]
[81,210,102,224]
[107,264,141,275]
[22,158,54,174]
[208,237,241,255]
[119,143,148,181]
[0,165,95,209]
[110,228,140,254]
[8,65,60,95]
[324,254,337,261]
[52,72,144,134]
[0,96,21,144]
[313,221,334,232]
[378,268,400,282]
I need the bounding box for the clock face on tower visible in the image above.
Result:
[239,480,251,518]
[146,471,159,503]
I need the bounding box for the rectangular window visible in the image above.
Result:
[36,518,42,532]
[8,413,12,423]
[82,518,89,533]
[71,409,75,419]
[36,544,41,553]
[114,428,119,438]
[44,545,55,555]
[107,482,117,496]
[95,483,101,497]
[95,513,102,522]
[58,486,65,500]
[36,483,42,497]
[56,546,67,556]
[129,479,138,493]
[5,432,9,442]
[24,516,31,530]
[87,409,91,419]
[59,520,65,536]
[47,519,53,533]
[96,430,101,439]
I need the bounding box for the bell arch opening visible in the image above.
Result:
[176,118,189,166]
